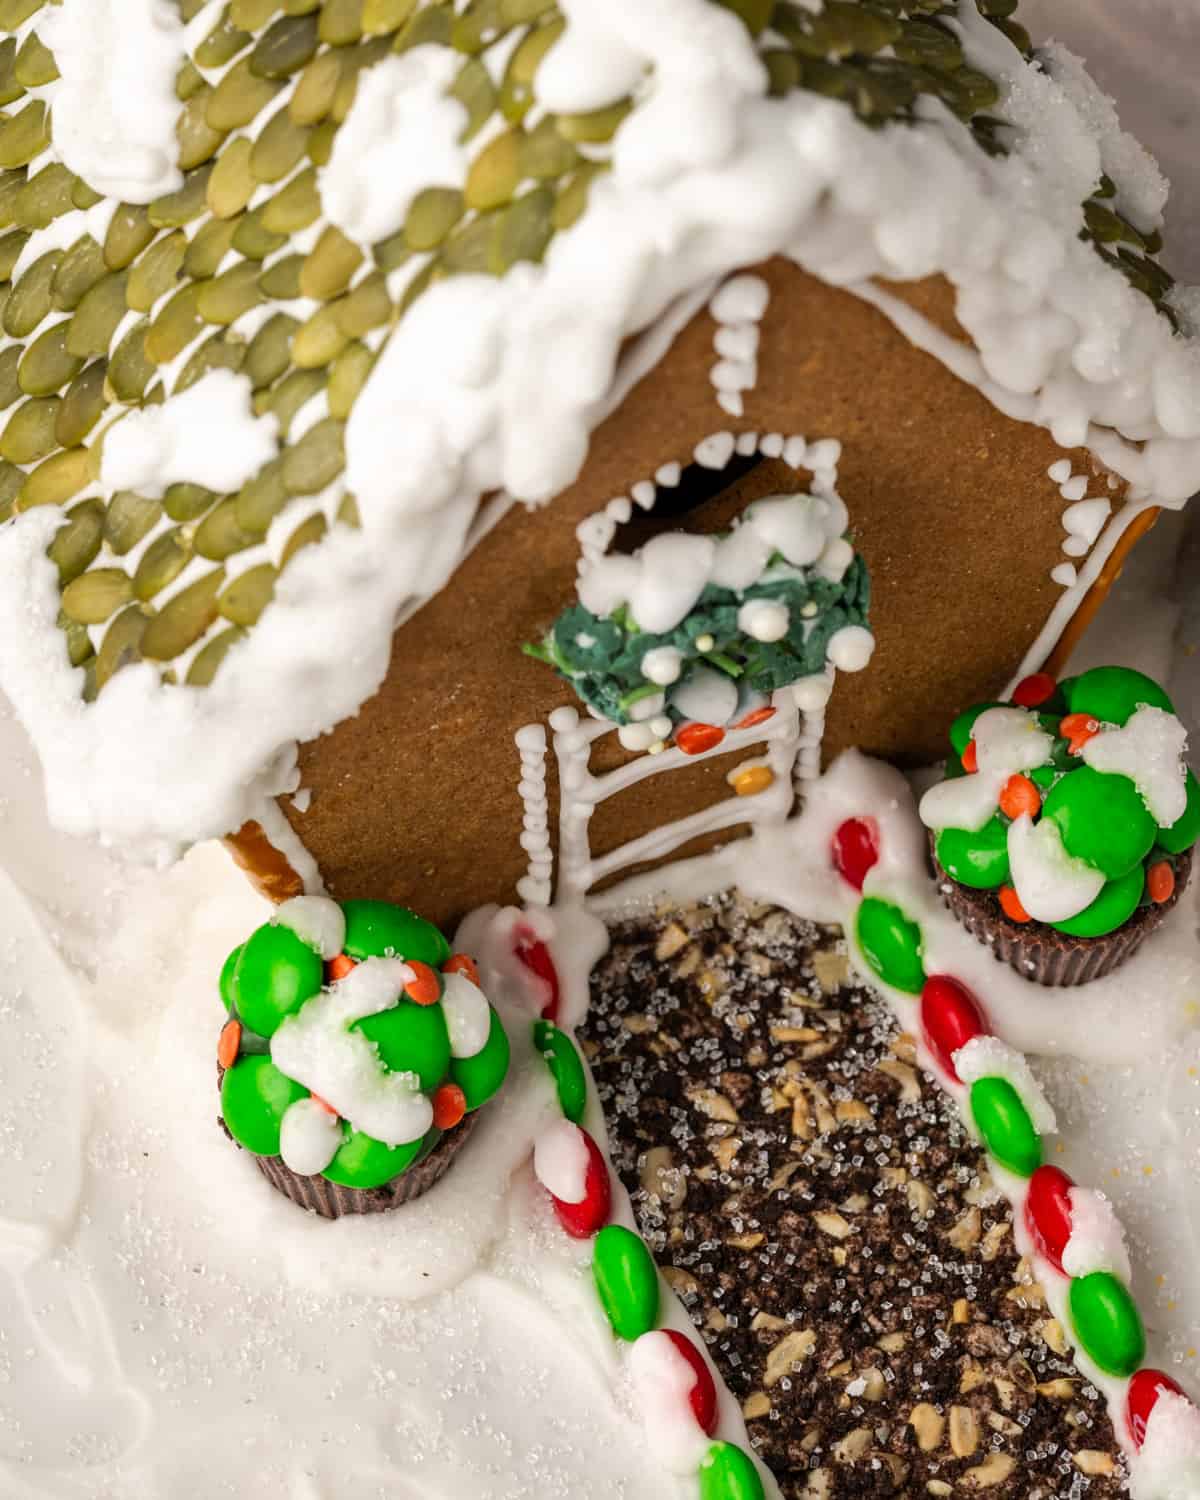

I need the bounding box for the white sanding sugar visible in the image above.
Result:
[628,1331,713,1474]
[1060,1186,1132,1282]
[1132,1393,1200,1500]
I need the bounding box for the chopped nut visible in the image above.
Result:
[727,1231,764,1250]
[622,1013,655,1034]
[927,1484,953,1497]
[876,1455,909,1487]
[1036,1378,1076,1400]
[767,1159,801,1191]
[771,1023,821,1042]
[948,1207,982,1253]
[878,1058,921,1102]
[980,1221,1010,1262]
[688,1088,739,1123]
[813,1210,853,1240]
[959,1360,988,1395]
[742,1391,771,1420]
[839,1193,870,1214]
[803,1470,832,1500]
[674,946,702,979]
[661,1266,699,1298]
[891,1031,917,1063]
[961,1453,1016,1488]
[812,950,849,989]
[1073,1450,1116,1477]
[639,1146,687,1209]
[987,1411,1022,1437]
[949,1404,979,1458]
[801,1039,835,1060]
[791,1092,811,1140]
[856,1366,886,1402]
[836,1098,872,1124]
[993,1376,1018,1411]
[833,1427,872,1462]
[712,1136,740,1171]
[909,1402,945,1452]
[908,1179,936,1217]
[764,1328,816,1387]
[877,1331,907,1353]
[951,1297,971,1325]
[705,1307,729,1332]
[655,922,690,960]
[808,1082,837,1133]
[751,1311,790,1332]
[1040,1318,1068,1355]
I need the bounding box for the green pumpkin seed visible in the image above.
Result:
[0,99,48,168]
[194,496,256,559]
[66,271,130,358]
[207,57,285,133]
[206,136,256,219]
[197,260,264,326]
[451,0,506,55]
[58,611,94,668]
[262,365,323,433]
[300,225,362,300]
[0,395,56,461]
[306,117,337,166]
[61,568,134,626]
[47,498,104,585]
[926,65,999,120]
[492,185,553,272]
[327,340,373,420]
[0,341,19,408]
[163,482,218,523]
[186,624,245,685]
[231,0,282,26]
[16,446,90,510]
[245,313,297,389]
[280,508,327,565]
[234,455,288,533]
[52,235,105,310]
[519,116,578,180]
[334,269,390,336]
[0,37,18,106]
[362,0,416,34]
[405,188,464,252]
[499,0,555,20]
[184,215,239,280]
[291,301,349,367]
[0,0,44,29]
[104,489,161,555]
[107,320,156,402]
[175,59,205,102]
[283,0,320,14]
[0,456,18,519]
[134,527,191,599]
[393,3,451,51]
[175,331,246,393]
[95,604,151,692]
[465,128,520,212]
[179,0,212,20]
[977,0,1019,16]
[128,230,187,312]
[252,11,319,75]
[371,228,410,273]
[140,569,226,661]
[320,0,364,44]
[556,100,631,144]
[258,253,303,299]
[230,206,287,260]
[103,204,156,270]
[218,562,276,625]
[4,248,59,335]
[336,491,360,528]
[282,416,344,494]
[56,360,107,447]
[895,17,964,71]
[451,56,497,140]
[149,165,215,228]
[441,213,495,275]
[711,0,772,35]
[250,104,311,182]
[775,0,901,58]
[0,225,27,281]
[0,167,26,230]
[13,163,74,231]
[176,88,227,172]
[19,321,84,396]
[194,11,252,68]
[499,20,562,123]
[290,48,342,124]
[145,282,204,365]
[260,166,319,234]
[330,37,389,122]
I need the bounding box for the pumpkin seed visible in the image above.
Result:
[162,482,218,523]
[260,166,320,234]
[258,253,303,299]
[519,116,578,180]
[372,228,410,273]
[103,203,156,270]
[175,59,205,102]
[492,185,553,272]
[194,495,257,559]
[207,56,285,133]
[231,0,282,26]
[95,604,151,692]
[405,188,464,252]
[554,161,607,231]
[499,0,555,20]
[58,610,93,668]
[290,48,342,124]
[334,269,390,335]
[393,3,451,51]
[145,282,204,365]
[557,100,632,143]
[0,167,26,230]
[50,236,103,313]
[499,20,562,123]
[320,0,364,43]
[245,312,297,388]
[107,320,156,402]
[184,215,239,280]
[465,128,520,211]
[149,165,215,228]
[306,117,337,166]
[250,104,311,182]
[219,562,276,625]
[926,65,999,120]
[263,365,323,433]
[175,331,246,393]
[451,56,496,139]
[206,137,257,220]
[19,321,84,396]
[362,0,415,34]
[451,0,507,55]
[0,226,27,281]
[895,18,964,71]
[61,568,134,626]
[252,12,319,77]
[186,624,245,685]
[327,340,373,418]
[0,0,44,29]
[330,37,389,122]
[197,259,264,325]
[195,11,252,68]
[134,527,191,600]
[179,0,211,20]
[235,455,288,532]
[0,37,17,106]
[4,249,59,334]
[56,360,107,447]
[0,342,19,408]
[128,230,186,311]
[230,206,288,260]
[140,569,226,661]
[300,224,362,300]
[0,457,18,519]
[66,271,130,358]
[104,490,161,555]
[336,491,360,528]
[291,301,348,367]
[775,1,901,58]
[280,508,327,565]
[0,394,57,461]
[47,497,104,585]
[977,0,1019,16]
[176,88,227,172]
[441,213,496,275]
[0,100,49,168]
[16,446,90,509]
[282,415,344,494]
[14,163,75,231]
[1084,199,1143,247]
[712,0,772,35]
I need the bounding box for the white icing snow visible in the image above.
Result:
[100,371,280,500]
[920,707,1055,833]
[1007,813,1106,923]
[274,894,345,960]
[629,1331,713,1473]
[318,48,469,248]
[1133,1393,1200,1500]
[641,646,685,686]
[1082,705,1188,825]
[950,1036,1058,1136]
[533,1118,590,1204]
[37,0,187,204]
[441,968,491,1060]
[737,598,790,643]
[709,274,770,417]
[1061,1185,1133,1282]
[669,665,739,728]
[826,624,875,672]
[278,1095,342,1176]
[1063,496,1113,551]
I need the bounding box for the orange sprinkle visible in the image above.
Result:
[327,953,356,981]
[999,886,1032,924]
[433,1082,467,1131]
[217,1018,242,1071]
[999,773,1041,821]
[1061,712,1101,755]
[734,705,776,731]
[961,741,978,774]
[442,953,480,986]
[309,1092,338,1117]
[1148,860,1176,904]
[405,959,442,1006]
[676,722,726,756]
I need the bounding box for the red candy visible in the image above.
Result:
[663,1330,719,1436]
[1025,1165,1075,1275]
[961,741,979,773]
[831,817,880,891]
[1013,672,1057,708]
[515,930,561,1021]
[919,975,988,1082]
[676,722,726,756]
[551,1130,612,1239]
[1127,1368,1188,1450]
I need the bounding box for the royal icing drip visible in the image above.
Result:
[1062,1186,1133,1283]
[533,1117,591,1204]
[278,1094,342,1176]
[920,706,1053,833]
[952,1034,1059,1135]
[708,273,770,419]
[274,894,345,960]
[1006,812,1106,923]
[1081,705,1188,826]
[441,970,491,1061]
[629,1331,714,1473]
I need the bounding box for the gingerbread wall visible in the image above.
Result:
[277,259,1111,927]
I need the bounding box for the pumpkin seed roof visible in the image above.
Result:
[0,0,1195,856]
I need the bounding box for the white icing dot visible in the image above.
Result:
[953,1036,1057,1136]
[617,721,658,751]
[279,1097,343,1177]
[736,598,790,643]
[710,274,770,324]
[641,646,685,685]
[1051,562,1078,587]
[670,667,738,727]
[441,970,491,1060]
[827,625,875,673]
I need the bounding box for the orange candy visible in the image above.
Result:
[1061,712,1100,755]
[676,722,725,756]
[327,953,356,981]
[405,959,442,1006]
[443,953,480,986]
[1147,861,1176,905]
[999,886,1032,924]
[310,1092,338,1117]
[217,1018,242,1071]
[734,705,776,731]
[961,741,979,773]
[433,1082,467,1130]
[999,773,1041,821]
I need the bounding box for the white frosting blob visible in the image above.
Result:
[629,1331,712,1474]
[441,969,491,1060]
[669,665,739,728]
[278,1096,342,1176]
[642,646,685,685]
[737,598,789,643]
[1007,813,1106,923]
[975,707,1055,777]
[1082,705,1188,826]
[1133,1392,1200,1500]
[1061,1186,1133,1282]
[952,1035,1058,1136]
[275,895,345,960]
[533,1118,590,1204]
[826,624,875,673]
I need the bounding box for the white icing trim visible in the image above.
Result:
[515,724,553,908]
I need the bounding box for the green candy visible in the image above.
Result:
[935,816,1009,890]
[1042,766,1156,880]
[1159,768,1200,853]
[699,1443,766,1500]
[1064,665,1174,726]
[1051,863,1143,938]
[231,922,323,1037]
[341,899,451,965]
[948,701,1005,757]
[1068,1271,1146,1377]
[355,999,451,1092]
[450,1005,511,1110]
[533,1019,587,1123]
[592,1225,659,1341]
[322,1124,428,1190]
[219,942,243,1011]
[856,896,925,994]
[221,1054,307,1156]
[969,1076,1041,1178]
